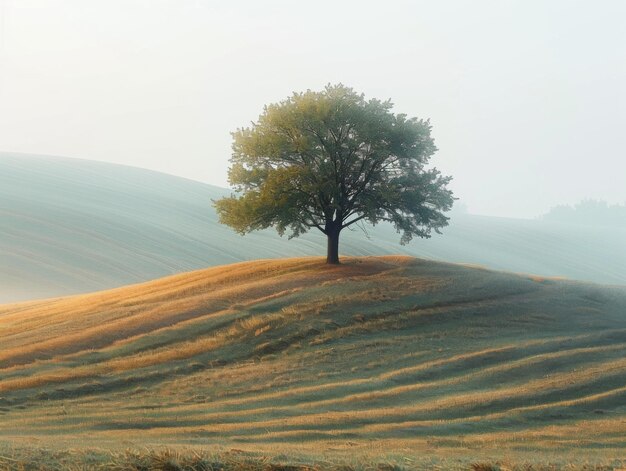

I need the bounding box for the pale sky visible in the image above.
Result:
[0,0,624,218]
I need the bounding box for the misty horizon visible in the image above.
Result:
[0,0,624,219]
[5,150,625,222]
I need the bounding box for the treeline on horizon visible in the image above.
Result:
[543,199,626,227]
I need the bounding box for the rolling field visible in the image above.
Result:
[2,152,626,303]
[1,256,625,468]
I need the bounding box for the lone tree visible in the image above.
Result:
[214,84,454,264]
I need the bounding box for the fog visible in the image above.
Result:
[0,0,624,218]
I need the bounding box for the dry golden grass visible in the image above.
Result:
[1,255,625,465]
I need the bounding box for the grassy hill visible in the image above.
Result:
[1,257,625,467]
[2,152,625,304]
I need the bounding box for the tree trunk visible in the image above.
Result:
[326,229,340,264]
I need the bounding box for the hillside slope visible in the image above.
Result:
[1,257,625,454]
[2,152,625,303]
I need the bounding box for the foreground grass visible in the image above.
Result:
[1,256,625,461]
[0,444,624,471]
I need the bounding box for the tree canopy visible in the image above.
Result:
[214,84,454,264]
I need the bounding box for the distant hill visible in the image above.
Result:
[1,152,625,303]
[1,257,625,455]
